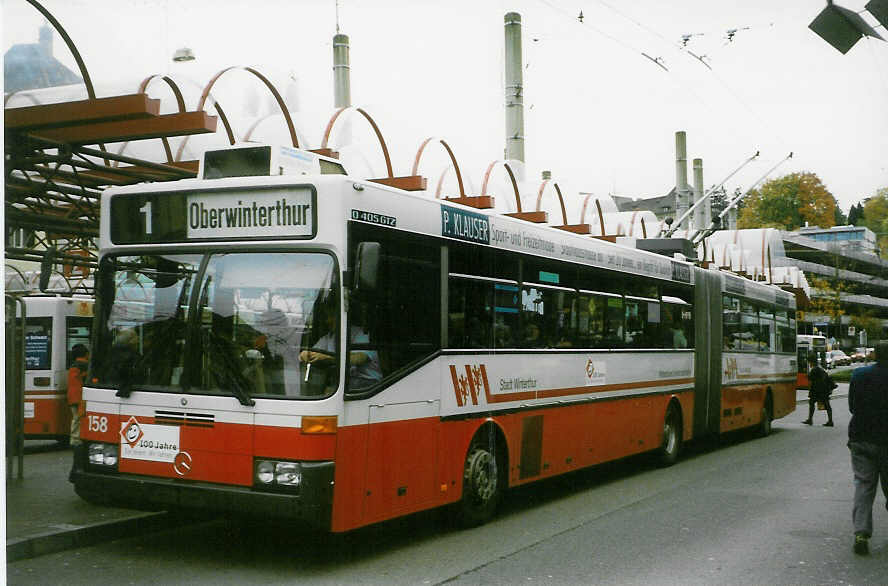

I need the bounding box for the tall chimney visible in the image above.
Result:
[504,12,525,168]
[692,158,705,231]
[333,33,351,108]
[674,131,690,230]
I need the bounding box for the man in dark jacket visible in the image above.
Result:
[803,357,834,426]
[847,341,888,555]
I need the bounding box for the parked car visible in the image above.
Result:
[827,349,851,368]
[851,348,869,362]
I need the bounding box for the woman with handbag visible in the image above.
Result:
[803,356,835,427]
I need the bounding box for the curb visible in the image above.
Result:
[795,391,847,405]
[6,511,172,563]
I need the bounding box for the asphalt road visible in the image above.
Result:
[7,389,888,585]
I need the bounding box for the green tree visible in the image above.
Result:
[737,172,837,230]
[862,187,888,253]
[807,275,850,326]
[850,313,881,345]
[834,204,847,226]
[848,202,864,225]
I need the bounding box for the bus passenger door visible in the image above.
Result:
[364,400,440,523]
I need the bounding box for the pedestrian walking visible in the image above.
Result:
[847,340,888,555]
[67,344,90,446]
[803,357,835,426]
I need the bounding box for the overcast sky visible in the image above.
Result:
[3,0,887,217]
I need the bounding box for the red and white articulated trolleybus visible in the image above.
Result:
[20,295,94,445]
[71,144,796,532]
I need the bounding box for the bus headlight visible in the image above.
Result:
[275,462,302,487]
[256,460,275,484]
[254,459,302,490]
[88,443,119,467]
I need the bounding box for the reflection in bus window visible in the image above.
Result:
[66,316,92,367]
[493,283,519,348]
[625,296,658,348]
[93,252,339,399]
[448,277,493,349]
[723,295,740,350]
[519,284,575,348]
[577,292,623,348]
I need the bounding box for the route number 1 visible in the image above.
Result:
[139,201,152,235]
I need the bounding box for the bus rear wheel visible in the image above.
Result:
[658,405,682,467]
[758,394,773,437]
[457,439,502,527]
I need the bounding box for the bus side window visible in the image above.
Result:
[448,278,492,349]
[723,295,740,350]
[66,316,93,367]
[348,227,441,394]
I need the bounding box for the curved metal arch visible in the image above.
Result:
[480,160,521,212]
[628,211,639,237]
[434,166,452,199]
[578,194,607,236]
[411,137,465,197]
[243,112,309,145]
[175,66,297,162]
[322,106,393,178]
[534,179,568,225]
[113,75,188,165]
[25,0,96,99]
[198,66,297,147]
[25,0,110,164]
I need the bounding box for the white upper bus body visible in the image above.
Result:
[75,144,796,531]
[92,153,794,424]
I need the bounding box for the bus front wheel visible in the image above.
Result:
[458,438,502,527]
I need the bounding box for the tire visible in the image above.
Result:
[658,405,682,467]
[457,436,503,527]
[758,395,773,438]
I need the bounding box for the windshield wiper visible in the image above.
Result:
[222,369,256,407]
[205,333,255,407]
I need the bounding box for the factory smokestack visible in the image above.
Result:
[504,12,525,167]
[692,158,706,231]
[333,33,351,108]
[674,131,690,230]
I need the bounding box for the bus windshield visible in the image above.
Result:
[92,251,339,401]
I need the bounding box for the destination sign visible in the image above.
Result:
[110,186,317,244]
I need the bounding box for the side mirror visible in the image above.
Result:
[354,242,380,294]
[39,247,57,292]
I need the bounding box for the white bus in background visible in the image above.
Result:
[20,295,94,445]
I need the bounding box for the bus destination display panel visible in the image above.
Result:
[110,186,317,244]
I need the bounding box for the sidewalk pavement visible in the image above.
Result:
[5,443,174,563]
[6,387,850,563]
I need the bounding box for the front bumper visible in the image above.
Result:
[69,445,334,530]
